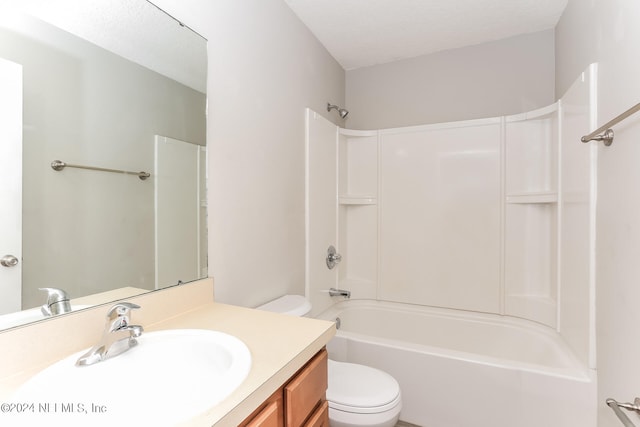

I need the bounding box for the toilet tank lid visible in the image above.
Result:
[256,295,311,316]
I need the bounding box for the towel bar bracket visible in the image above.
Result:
[607,397,640,427]
[582,128,614,146]
[581,102,640,146]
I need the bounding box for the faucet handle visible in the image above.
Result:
[106,302,140,320]
[39,287,71,316]
[326,245,343,270]
[105,302,141,333]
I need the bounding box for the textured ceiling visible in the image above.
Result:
[3,0,207,93]
[284,0,568,70]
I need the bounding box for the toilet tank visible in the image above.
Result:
[255,295,312,317]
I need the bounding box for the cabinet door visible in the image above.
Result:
[241,389,284,427]
[285,349,328,427]
[245,400,281,427]
[302,401,329,427]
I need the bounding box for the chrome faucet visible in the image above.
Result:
[329,288,351,298]
[76,302,144,366]
[39,287,71,317]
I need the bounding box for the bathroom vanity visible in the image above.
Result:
[0,279,335,426]
[240,349,329,427]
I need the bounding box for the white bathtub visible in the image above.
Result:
[316,300,596,427]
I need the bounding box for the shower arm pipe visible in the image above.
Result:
[581,102,640,146]
[51,160,150,181]
[327,103,349,119]
[607,398,640,427]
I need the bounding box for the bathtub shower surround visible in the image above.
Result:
[306,65,598,427]
[379,118,501,314]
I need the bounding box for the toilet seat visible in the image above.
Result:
[256,295,312,316]
[327,360,401,414]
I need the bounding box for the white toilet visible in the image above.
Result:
[256,295,402,427]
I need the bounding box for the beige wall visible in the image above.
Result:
[345,30,556,130]
[556,1,640,426]
[151,0,345,307]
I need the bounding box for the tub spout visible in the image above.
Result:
[329,288,351,298]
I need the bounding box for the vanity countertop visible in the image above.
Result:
[0,279,335,426]
[149,302,336,426]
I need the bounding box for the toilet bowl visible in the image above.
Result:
[256,295,402,427]
[327,359,401,427]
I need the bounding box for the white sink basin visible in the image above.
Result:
[9,329,251,426]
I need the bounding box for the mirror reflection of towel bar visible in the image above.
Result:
[51,160,150,181]
[607,398,640,427]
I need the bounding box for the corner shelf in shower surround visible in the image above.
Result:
[339,195,377,205]
[506,192,558,204]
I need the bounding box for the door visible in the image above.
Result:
[154,135,205,289]
[0,57,22,314]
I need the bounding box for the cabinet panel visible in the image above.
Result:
[245,400,281,427]
[285,349,328,427]
[240,389,284,427]
[240,349,329,427]
[302,400,329,427]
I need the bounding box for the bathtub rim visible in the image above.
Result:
[316,299,593,382]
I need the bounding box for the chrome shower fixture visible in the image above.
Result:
[327,103,349,119]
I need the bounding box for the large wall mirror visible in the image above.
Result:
[0,0,207,330]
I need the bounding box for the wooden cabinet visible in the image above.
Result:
[285,348,328,426]
[244,394,283,427]
[301,401,329,427]
[241,349,329,427]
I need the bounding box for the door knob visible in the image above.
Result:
[326,246,342,270]
[1,255,19,267]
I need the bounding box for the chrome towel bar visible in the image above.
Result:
[607,397,640,427]
[581,102,640,146]
[51,160,150,181]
